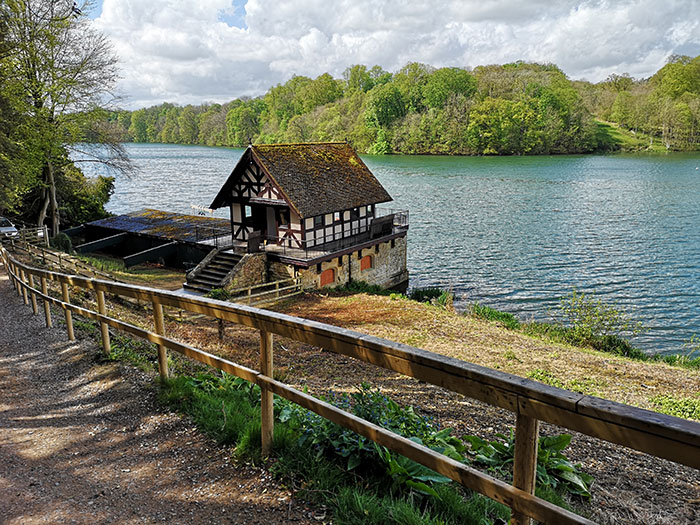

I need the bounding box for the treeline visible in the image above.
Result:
[108,57,700,155]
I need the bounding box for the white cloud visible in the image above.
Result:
[94,0,700,108]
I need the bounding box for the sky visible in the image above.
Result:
[87,0,700,109]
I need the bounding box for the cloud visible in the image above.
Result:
[94,0,700,108]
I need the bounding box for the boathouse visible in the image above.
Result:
[194,142,409,291]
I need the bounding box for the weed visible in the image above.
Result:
[558,289,645,346]
[465,432,593,498]
[472,303,521,330]
[206,288,230,301]
[528,369,564,388]
[650,394,700,421]
[503,350,520,362]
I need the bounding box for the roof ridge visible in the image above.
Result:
[253,141,348,147]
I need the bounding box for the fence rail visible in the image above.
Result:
[2,245,699,525]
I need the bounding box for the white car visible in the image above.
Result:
[0,217,18,241]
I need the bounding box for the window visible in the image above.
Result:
[350,208,359,220]
[245,205,252,218]
[320,268,335,287]
[314,216,323,228]
[360,255,373,271]
[334,211,341,223]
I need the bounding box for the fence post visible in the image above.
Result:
[41,276,52,328]
[260,329,274,456]
[28,273,38,314]
[20,269,29,304]
[510,414,540,525]
[12,262,21,296]
[152,300,169,380]
[43,225,49,247]
[61,282,74,341]
[96,289,111,355]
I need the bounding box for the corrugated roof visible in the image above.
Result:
[210,142,392,218]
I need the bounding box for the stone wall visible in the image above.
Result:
[283,235,408,290]
[224,253,267,292]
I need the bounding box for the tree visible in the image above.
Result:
[2,0,131,235]
[423,67,476,108]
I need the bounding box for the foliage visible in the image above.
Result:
[0,0,131,231]
[465,432,594,498]
[278,383,466,497]
[50,232,73,253]
[650,394,700,421]
[330,280,397,296]
[558,289,645,347]
[103,57,700,155]
[206,288,231,301]
[471,303,521,330]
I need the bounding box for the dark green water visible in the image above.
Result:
[105,143,700,355]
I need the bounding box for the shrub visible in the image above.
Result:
[409,287,454,309]
[558,289,645,346]
[206,288,230,301]
[50,232,73,253]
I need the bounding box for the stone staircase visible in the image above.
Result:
[183,250,242,294]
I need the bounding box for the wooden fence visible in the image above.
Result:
[2,245,699,525]
[227,277,303,307]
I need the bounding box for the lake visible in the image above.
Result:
[101,143,700,355]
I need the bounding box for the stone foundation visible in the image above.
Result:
[273,236,408,290]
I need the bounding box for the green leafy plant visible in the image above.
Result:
[278,383,466,497]
[206,288,231,300]
[650,394,700,420]
[465,432,593,498]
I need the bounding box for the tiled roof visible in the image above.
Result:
[210,142,392,218]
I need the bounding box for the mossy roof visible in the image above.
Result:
[210,142,392,218]
[88,209,230,242]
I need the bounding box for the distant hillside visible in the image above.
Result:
[106,57,700,155]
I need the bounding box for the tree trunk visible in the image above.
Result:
[47,160,59,237]
[37,185,50,228]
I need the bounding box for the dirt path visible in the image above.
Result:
[0,272,312,524]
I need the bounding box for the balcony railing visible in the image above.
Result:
[192,207,409,260]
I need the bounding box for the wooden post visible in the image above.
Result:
[61,282,74,341]
[96,289,110,355]
[41,276,52,328]
[12,262,21,296]
[275,281,280,299]
[28,273,38,314]
[20,269,29,304]
[152,300,168,380]
[260,329,274,456]
[511,414,540,525]
[43,225,49,246]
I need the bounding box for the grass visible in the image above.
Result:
[471,301,700,372]
[71,316,516,524]
[594,120,670,153]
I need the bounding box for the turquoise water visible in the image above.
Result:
[103,143,700,355]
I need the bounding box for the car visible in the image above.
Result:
[0,216,18,241]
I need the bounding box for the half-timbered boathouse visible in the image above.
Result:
[185,142,409,292]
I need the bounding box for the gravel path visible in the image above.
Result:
[0,271,312,524]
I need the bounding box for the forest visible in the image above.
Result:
[109,56,700,155]
[2,0,699,232]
